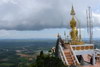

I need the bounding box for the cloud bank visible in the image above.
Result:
[0,0,100,30]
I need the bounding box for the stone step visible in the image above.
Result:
[67,59,73,62]
[68,61,74,65]
[64,51,70,54]
[66,57,72,59]
[65,54,71,57]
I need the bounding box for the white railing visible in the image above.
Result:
[95,49,100,58]
[95,49,100,54]
[58,43,68,65]
[70,45,80,65]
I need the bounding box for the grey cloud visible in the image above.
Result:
[0,0,99,30]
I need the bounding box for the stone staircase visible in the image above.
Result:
[64,49,76,65]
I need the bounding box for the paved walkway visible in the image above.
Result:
[80,62,100,67]
[80,55,100,67]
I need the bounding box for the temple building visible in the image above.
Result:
[55,6,100,67]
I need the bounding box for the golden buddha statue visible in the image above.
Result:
[69,6,84,45]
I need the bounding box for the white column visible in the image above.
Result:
[93,53,95,65]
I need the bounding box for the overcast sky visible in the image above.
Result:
[0,0,100,39]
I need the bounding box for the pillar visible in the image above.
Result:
[93,53,95,65]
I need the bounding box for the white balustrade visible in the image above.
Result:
[70,45,80,65]
[58,43,68,65]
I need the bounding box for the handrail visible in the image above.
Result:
[95,49,100,57]
[59,43,68,65]
[95,49,100,53]
[70,45,80,65]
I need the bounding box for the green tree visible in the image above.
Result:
[30,50,67,67]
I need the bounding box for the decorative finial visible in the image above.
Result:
[64,31,66,36]
[57,33,60,38]
[70,5,75,15]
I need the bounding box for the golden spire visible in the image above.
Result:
[70,6,75,15]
